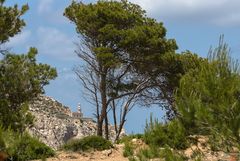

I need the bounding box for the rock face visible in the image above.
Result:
[28,95,124,149]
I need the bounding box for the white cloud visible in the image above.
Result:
[36,27,77,60]
[3,27,77,60]
[130,0,240,26]
[3,27,78,61]
[37,0,69,24]
[38,0,54,14]
[7,30,31,47]
[58,67,77,80]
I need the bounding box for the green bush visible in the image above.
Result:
[130,134,144,140]
[159,147,187,161]
[135,146,188,161]
[123,142,134,157]
[117,134,143,144]
[63,135,112,152]
[0,126,54,161]
[128,157,138,161]
[136,146,160,160]
[144,116,188,150]
[10,133,55,161]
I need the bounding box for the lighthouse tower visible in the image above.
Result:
[77,103,83,117]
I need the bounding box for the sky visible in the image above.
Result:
[4,0,240,133]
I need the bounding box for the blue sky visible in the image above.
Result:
[5,0,240,133]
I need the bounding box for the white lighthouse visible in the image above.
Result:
[77,103,82,115]
[72,103,83,118]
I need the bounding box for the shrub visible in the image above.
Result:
[128,157,138,161]
[117,134,143,144]
[0,126,54,161]
[136,146,160,160]
[144,116,188,150]
[131,134,144,139]
[10,133,55,161]
[159,147,187,161]
[63,135,112,152]
[123,142,134,157]
[135,146,188,161]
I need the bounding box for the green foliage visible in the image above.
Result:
[117,134,143,144]
[64,0,177,60]
[158,147,187,161]
[189,150,203,161]
[10,134,55,161]
[63,135,112,152]
[175,37,240,151]
[118,135,142,158]
[123,142,134,157]
[144,116,188,150]
[134,146,188,161]
[136,146,160,160]
[0,0,28,46]
[0,48,57,131]
[149,51,205,118]
[0,125,54,161]
[64,0,180,137]
[128,157,138,161]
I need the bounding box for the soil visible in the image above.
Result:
[35,144,128,161]
[34,138,239,161]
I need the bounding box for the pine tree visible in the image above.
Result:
[175,37,240,150]
[0,0,29,54]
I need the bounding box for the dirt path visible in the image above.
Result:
[35,138,239,161]
[38,144,128,161]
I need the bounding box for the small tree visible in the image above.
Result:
[0,0,29,54]
[175,38,240,150]
[0,48,57,131]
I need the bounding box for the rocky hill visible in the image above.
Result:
[28,95,124,149]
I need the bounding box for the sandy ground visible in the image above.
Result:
[36,144,128,161]
[34,138,239,161]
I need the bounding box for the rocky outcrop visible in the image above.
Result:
[28,95,124,149]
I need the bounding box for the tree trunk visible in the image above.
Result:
[115,119,125,141]
[112,100,118,135]
[98,70,108,138]
[115,104,128,141]
[104,114,109,140]
[115,114,126,141]
[97,118,103,136]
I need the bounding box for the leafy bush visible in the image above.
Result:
[63,135,112,152]
[159,147,187,161]
[117,134,143,144]
[123,142,134,157]
[144,116,188,150]
[0,126,54,161]
[131,134,144,139]
[135,146,188,161]
[119,134,142,158]
[136,146,160,160]
[128,157,138,161]
[10,133,55,161]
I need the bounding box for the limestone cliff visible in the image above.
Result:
[28,95,124,149]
